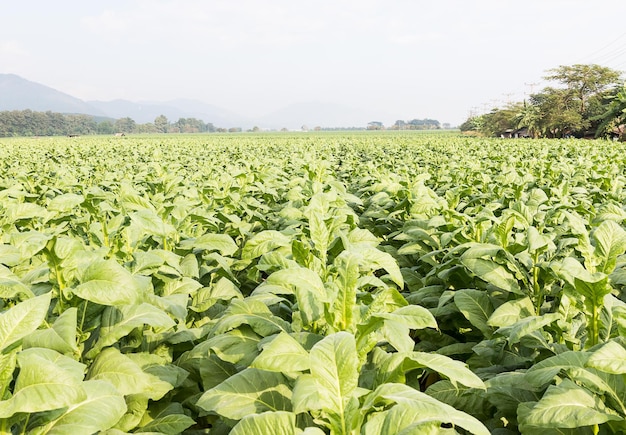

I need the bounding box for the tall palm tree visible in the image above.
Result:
[595,83,626,140]
[515,101,542,138]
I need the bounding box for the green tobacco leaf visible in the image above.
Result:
[241,230,291,260]
[0,245,20,268]
[136,413,195,434]
[230,411,298,435]
[293,332,359,434]
[527,226,551,253]
[0,292,51,352]
[0,265,34,299]
[48,193,85,213]
[4,202,47,223]
[331,252,360,331]
[251,332,310,372]
[309,331,359,410]
[587,340,626,374]
[86,303,175,358]
[461,257,522,294]
[405,352,485,389]
[10,231,52,260]
[495,313,560,344]
[129,209,176,238]
[178,233,238,256]
[519,379,621,430]
[213,298,291,337]
[453,289,494,337]
[364,383,490,435]
[72,259,141,306]
[33,380,126,435]
[196,368,291,420]
[0,349,86,418]
[23,307,78,354]
[592,220,626,274]
[525,351,590,387]
[87,347,170,399]
[257,268,327,327]
[487,297,535,328]
[360,246,404,288]
[373,305,437,330]
[204,328,262,366]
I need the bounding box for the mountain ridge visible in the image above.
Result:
[0,74,393,129]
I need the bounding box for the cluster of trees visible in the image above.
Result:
[367,118,442,130]
[461,64,626,140]
[0,111,217,137]
[0,111,112,137]
[390,118,441,130]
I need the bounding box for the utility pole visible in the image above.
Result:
[524,82,540,96]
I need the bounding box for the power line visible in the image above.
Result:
[577,32,626,67]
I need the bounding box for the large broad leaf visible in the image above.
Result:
[241,230,292,260]
[72,259,141,306]
[0,292,51,352]
[363,383,490,435]
[405,352,485,390]
[48,193,85,213]
[23,307,78,355]
[178,233,238,256]
[87,347,171,400]
[525,351,590,387]
[204,328,262,367]
[212,298,291,337]
[0,265,34,299]
[230,411,299,435]
[136,413,196,434]
[461,257,522,294]
[495,313,560,345]
[592,220,626,274]
[86,303,175,358]
[453,289,494,337]
[487,297,535,328]
[519,379,621,430]
[256,267,327,327]
[360,246,404,288]
[292,332,359,434]
[10,231,52,260]
[32,380,126,435]
[587,340,626,374]
[251,332,310,372]
[330,252,360,331]
[129,209,176,238]
[0,348,86,418]
[196,368,291,420]
[372,305,437,330]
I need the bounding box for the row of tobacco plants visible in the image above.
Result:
[1,132,626,434]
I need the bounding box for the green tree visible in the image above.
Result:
[114,117,136,134]
[595,82,626,139]
[515,102,542,138]
[154,115,169,133]
[544,64,622,116]
[531,88,584,137]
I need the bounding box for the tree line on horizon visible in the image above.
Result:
[461,64,626,140]
[0,111,218,137]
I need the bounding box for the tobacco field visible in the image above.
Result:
[1,132,626,434]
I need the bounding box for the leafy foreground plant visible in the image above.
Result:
[1,133,626,433]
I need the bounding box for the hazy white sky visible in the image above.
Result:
[1,0,625,125]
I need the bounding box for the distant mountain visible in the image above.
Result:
[0,73,104,115]
[255,101,391,130]
[0,74,391,129]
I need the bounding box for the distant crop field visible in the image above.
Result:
[1,132,626,434]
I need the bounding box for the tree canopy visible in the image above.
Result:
[462,64,625,140]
